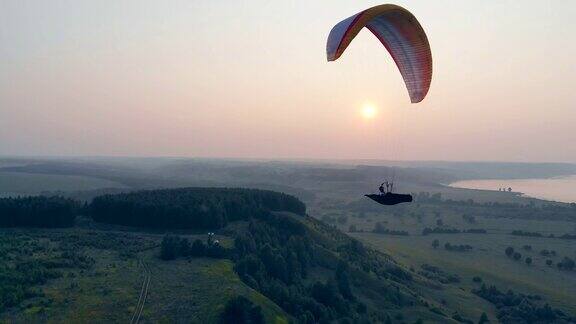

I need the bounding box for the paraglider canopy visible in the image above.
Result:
[326,4,432,103]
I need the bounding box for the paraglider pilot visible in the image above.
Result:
[379,181,394,194]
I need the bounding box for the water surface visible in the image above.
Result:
[450,175,576,203]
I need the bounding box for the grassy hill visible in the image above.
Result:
[0,188,471,323]
[0,229,290,323]
[1,184,574,323]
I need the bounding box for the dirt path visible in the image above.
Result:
[130,261,151,324]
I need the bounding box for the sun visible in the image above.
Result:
[361,104,377,119]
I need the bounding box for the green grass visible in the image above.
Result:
[0,229,288,324]
[348,213,576,318]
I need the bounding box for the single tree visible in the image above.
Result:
[561,257,575,270]
[525,257,532,265]
[432,239,440,249]
[505,246,514,257]
[513,252,522,261]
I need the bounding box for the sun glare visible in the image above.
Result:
[361,104,377,119]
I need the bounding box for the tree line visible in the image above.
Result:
[88,187,306,229]
[473,284,575,323]
[159,234,227,260]
[0,196,79,228]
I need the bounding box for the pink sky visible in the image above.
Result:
[1,1,575,162]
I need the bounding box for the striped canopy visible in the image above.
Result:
[327,4,432,103]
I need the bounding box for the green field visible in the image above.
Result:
[337,210,576,318]
[0,172,126,196]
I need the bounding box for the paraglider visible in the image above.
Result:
[327,4,432,205]
[326,4,432,103]
[366,180,413,206]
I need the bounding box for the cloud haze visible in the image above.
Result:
[1,0,575,162]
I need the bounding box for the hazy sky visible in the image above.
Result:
[1,0,575,162]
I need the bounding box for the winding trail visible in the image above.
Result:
[130,261,151,324]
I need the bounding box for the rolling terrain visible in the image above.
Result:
[0,157,575,323]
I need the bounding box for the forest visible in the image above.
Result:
[88,187,306,229]
[0,196,79,228]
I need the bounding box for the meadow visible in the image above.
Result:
[320,202,576,319]
[0,228,287,323]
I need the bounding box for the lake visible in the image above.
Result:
[450,175,576,203]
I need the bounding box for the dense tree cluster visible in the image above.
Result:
[464,228,487,234]
[220,296,264,324]
[444,243,472,252]
[233,216,344,322]
[422,226,487,236]
[510,230,543,238]
[159,234,227,260]
[422,227,460,235]
[556,257,575,271]
[372,222,409,236]
[231,212,412,323]
[89,188,306,229]
[473,284,575,323]
[0,196,79,228]
[418,264,460,284]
